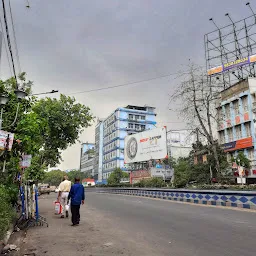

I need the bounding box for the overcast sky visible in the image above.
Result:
[0,0,253,170]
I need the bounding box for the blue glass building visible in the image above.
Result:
[102,105,157,180]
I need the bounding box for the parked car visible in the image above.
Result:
[38,184,51,195]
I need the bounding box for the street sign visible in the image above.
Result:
[20,155,32,168]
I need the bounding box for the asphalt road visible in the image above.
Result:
[14,192,256,256]
[85,192,256,256]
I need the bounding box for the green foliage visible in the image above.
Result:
[134,177,166,188]
[232,152,251,169]
[32,94,94,167]
[42,170,66,186]
[107,168,129,185]
[67,170,92,183]
[173,158,191,188]
[0,74,94,183]
[0,185,17,240]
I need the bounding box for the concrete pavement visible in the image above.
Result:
[14,192,256,256]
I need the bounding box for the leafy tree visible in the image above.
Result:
[107,168,128,185]
[42,170,66,186]
[173,158,191,188]
[232,152,251,169]
[67,170,92,183]
[0,74,94,183]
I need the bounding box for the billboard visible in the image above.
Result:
[207,54,256,76]
[167,130,195,147]
[0,130,14,151]
[124,127,167,164]
[20,155,32,168]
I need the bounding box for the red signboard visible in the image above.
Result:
[224,137,253,152]
[252,170,256,175]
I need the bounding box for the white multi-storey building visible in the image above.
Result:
[94,119,104,182]
[102,105,157,180]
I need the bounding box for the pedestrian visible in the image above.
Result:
[68,177,85,226]
[58,175,72,218]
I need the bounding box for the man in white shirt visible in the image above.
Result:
[58,175,72,218]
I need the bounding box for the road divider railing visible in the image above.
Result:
[97,188,256,210]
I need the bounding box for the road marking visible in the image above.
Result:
[106,193,256,213]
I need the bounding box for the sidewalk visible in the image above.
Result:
[9,193,143,256]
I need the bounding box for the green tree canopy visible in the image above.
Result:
[107,168,129,185]
[0,74,94,183]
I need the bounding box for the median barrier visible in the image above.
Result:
[99,188,256,210]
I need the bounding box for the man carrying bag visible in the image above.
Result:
[68,177,85,226]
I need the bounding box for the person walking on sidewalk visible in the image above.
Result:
[58,175,72,218]
[68,177,85,226]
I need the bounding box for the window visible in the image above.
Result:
[141,125,146,131]
[129,114,133,120]
[141,116,146,120]
[245,123,251,137]
[242,96,248,112]
[128,123,133,129]
[219,131,225,144]
[227,128,233,142]
[135,124,140,130]
[135,115,139,120]
[225,104,230,119]
[235,125,242,139]
[233,100,239,115]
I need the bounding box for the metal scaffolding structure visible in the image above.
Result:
[205,7,256,89]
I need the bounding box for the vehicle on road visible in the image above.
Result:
[38,184,51,196]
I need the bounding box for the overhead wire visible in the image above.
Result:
[1,0,17,84]
[0,12,12,76]
[8,0,21,74]
[67,71,187,95]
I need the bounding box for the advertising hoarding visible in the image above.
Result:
[207,54,256,76]
[0,130,14,151]
[167,130,195,147]
[20,155,32,168]
[124,127,167,164]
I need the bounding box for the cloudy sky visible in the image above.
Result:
[0,0,253,170]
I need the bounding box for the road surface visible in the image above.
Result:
[16,192,256,256]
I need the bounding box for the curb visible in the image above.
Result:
[108,191,256,210]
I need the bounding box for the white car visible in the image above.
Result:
[55,187,60,193]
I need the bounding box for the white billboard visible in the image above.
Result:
[124,127,167,164]
[167,130,195,147]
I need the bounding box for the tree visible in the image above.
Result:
[171,64,222,176]
[31,94,94,167]
[107,168,128,185]
[42,170,66,186]
[173,158,191,188]
[67,170,92,183]
[0,74,94,182]
[232,152,251,169]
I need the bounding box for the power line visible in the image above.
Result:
[68,71,185,95]
[8,0,21,74]
[0,15,12,76]
[1,0,17,84]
